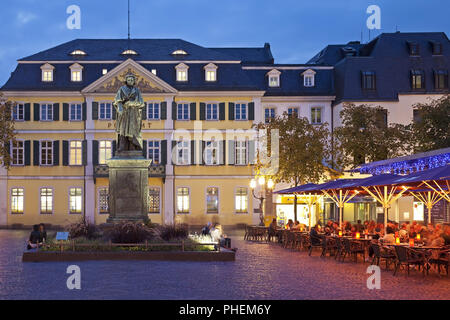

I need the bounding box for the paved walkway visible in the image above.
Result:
[0,230,448,299]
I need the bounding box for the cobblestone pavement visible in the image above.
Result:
[0,230,448,299]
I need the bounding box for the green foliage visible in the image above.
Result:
[66,218,101,240]
[107,221,156,243]
[332,103,412,169]
[411,95,450,152]
[158,224,189,241]
[0,94,16,169]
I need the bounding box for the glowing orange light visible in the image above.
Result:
[355,232,360,239]
[395,237,400,244]
[416,234,421,240]
[338,231,342,237]
[409,239,415,247]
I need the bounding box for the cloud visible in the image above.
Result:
[16,11,37,25]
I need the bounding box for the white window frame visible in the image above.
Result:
[177,103,189,121]
[176,140,190,165]
[267,69,281,87]
[68,187,83,215]
[97,187,109,214]
[39,187,54,215]
[69,140,83,166]
[40,103,53,121]
[10,187,25,214]
[235,186,249,214]
[235,139,248,165]
[98,140,113,165]
[204,63,218,82]
[148,186,161,214]
[146,101,160,120]
[147,140,161,164]
[206,102,219,121]
[235,102,248,121]
[205,186,219,214]
[264,107,276,123]
[175,63,189,82]
[204,140,219,165]
[311,107,323,124]
[12,102,25,121]
[69,103,83,121]
[176,186,191,214]
[40,140,53,166]
[302,69,316,87]
[11,139,25,166]
[99,101,112,120]
[40,63,54,82]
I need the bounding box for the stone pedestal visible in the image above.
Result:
[106,151,152,223]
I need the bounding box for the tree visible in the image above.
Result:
[0,93,16,169]
[255,113,331,221]
[332,103,412,170]
[411,94,450,152]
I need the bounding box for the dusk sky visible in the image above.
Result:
[1,0,449,86]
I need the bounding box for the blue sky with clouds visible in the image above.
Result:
[1,0,449,86]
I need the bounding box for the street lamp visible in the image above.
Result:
[250,176,274,226]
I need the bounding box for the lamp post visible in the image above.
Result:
[250,176,274,226]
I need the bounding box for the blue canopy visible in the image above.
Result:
[273,183,318,194]
[390,164,450,185]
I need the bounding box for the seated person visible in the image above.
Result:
[310,224,322,246]
[201,222,212,236]
[285,219,294,230]
[381,226,395,244]
[441,225,450,246]
[39,223,47,243]
[291,220,302,230]
[399,223,408,242]
[354,220,365,233]
[27,225,42,250]
[268,218,278,241]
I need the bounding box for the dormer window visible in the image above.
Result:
[411,69,425,90]
[267,69,281,87]
[361,71,376,90]
[69,63,83,82]
[408,41,420,56]
[302,69,316,87]
[204,63,217,82]
[70,50,87,56]
[172,49,188,55]
[121,49,138,55]
[40,63,54,82]
[431,41,443,55]
[175,63,189,82]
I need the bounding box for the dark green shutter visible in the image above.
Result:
[112,140,116,156]
[92,140,99,166]
[33,103,40,121]
[248,102,255,121]
[142,140,147,158]
[63,103,69,121]
[53,141,59,166]
[219,140,225,164]
[171,141,177,165]
[160,102,167,120]
[161,140,167,165]
[24,103,31,121]
[24,140,31,166]
[142,102,147,120]
[62,140,69,166]
[228,140,235,165]
[248,140,255,164]
[172,101,177,120]
[82,102,87,121]
[199,141,205,165]
[53,103,60,121]
[199,103,206,120]
[228,102,235,120]
[190,140,195,165]
[82,140,87,165]
[190,102,196,120]
[219,103,225,120]
[92,102,98,120]
[33,141,39,165]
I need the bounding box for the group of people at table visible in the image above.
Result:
[269,218,450,248]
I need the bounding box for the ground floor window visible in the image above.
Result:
[69,187,82,214]
[177,187,190,213]
[206,187,219,213]
[40,188,53,214]
[98,187,109,214]
[11,188,24,214]
[235,187,248,213]
[148,187,160,213]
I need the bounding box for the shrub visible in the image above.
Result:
[66,219,101,240]
[107,222,155,243]
[158,224,188,241]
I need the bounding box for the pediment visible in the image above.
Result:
[82,59,177,94]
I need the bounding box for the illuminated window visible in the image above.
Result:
[11,141,24,165]
[69,187,82,214]
[175,63,189,82]
[235,187,248,213]
[102,69,108,75]
[311,107,322,124]
[11,188,24,214]
[69,63,83,82]
[71,70,81,82]
[204,63,217,82]
[70,50,87,55]
[151,69,157,75]
[40,188,53,214]
[235,140,247,165]
[122,49,138,55]
[172,49,188,55]
[40,140,53,165]
[177,187,190,213]
[411,70,425,89]
[69,140,82,165]
[98,140,112,165]
[302,69,316,87]
[148,187,160,214]
[176,140,190,165]
[98,187,109,214]
[206,187,219,213]
[205,140,219,165]
[267,69,281,87]
[41,63,54,82]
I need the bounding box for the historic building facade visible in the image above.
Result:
[0,39,335,227]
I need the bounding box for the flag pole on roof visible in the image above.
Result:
[127,0,131,48]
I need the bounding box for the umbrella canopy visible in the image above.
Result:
[273,183,318,194]
[389,164,450,185]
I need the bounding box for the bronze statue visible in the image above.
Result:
[113,73,145,151]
